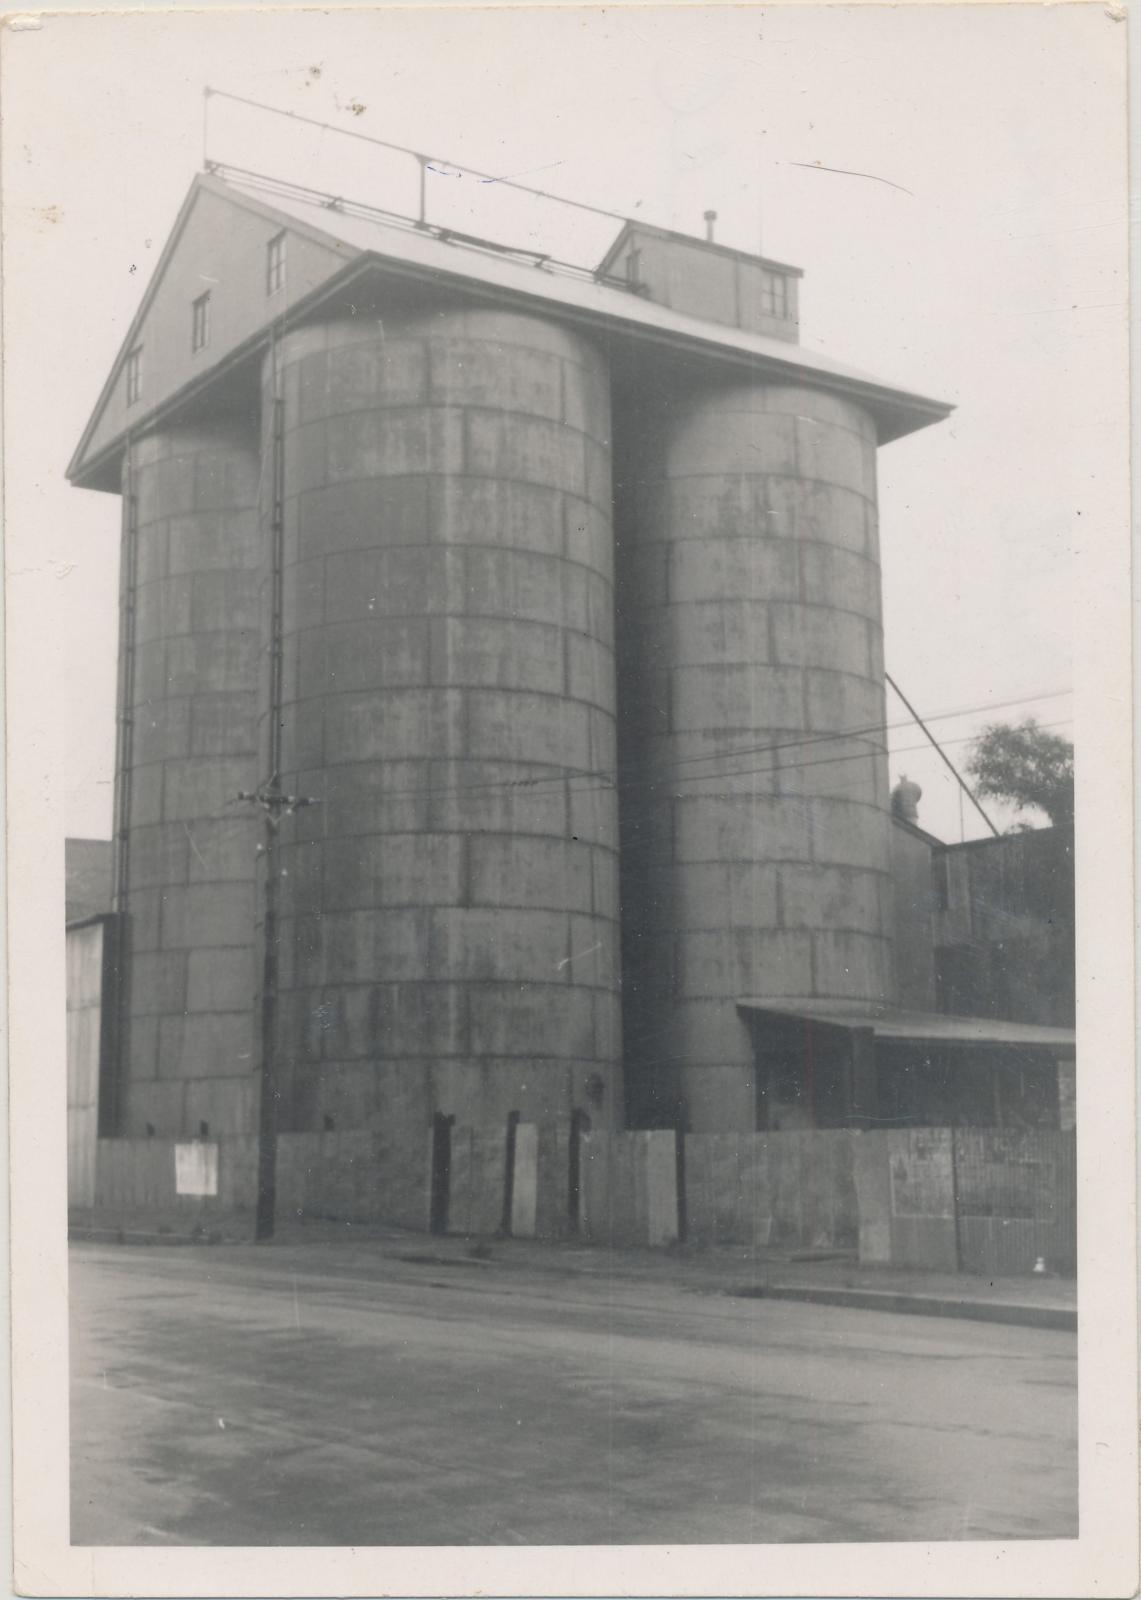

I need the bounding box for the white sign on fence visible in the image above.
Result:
[174,1142,219,1197]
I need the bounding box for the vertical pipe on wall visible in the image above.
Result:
[416,156,428,228]
[949,1125,963,1271]
[255,362,286,1242]
[106,438,139,1135]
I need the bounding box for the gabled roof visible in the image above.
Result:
[70,169,952,490]
[595,217,804,283]
[67,173,359,486]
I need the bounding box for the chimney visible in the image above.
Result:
[891,775,923,825]
[703,209,718,242]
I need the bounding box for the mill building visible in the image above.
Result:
[66,154,1075,1240]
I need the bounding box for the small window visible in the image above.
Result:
[933,854,951,912]
[125,345,143,405]
[760,271,788,319]
[267,231,287,296]
[191,291,211,353]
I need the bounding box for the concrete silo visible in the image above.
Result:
[68,164,951,1228]
[263,305,623,1158]
[614,371,892,1134]
[112,418,263,1140]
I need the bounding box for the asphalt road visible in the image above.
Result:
[70,1241,1077,1546]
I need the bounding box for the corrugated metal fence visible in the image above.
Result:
[685,1131,858,1251]
[74,1124,1077,1276]
[953,1128,1076,1276]
[66,921,105,1208]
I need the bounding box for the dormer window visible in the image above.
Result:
[191,291,211,353]
[760,271,788,319]
[266,231,286,296]
[125,346,143,406]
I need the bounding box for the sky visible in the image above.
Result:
[2,3,1127,845]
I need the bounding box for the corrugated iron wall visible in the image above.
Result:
[953,1127,1076,1277]
[66,920,107,1208]
[71,1124,1076,1275]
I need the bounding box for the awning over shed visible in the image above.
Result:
[736,997,1075,1055]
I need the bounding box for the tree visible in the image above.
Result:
[965,718,1074,830]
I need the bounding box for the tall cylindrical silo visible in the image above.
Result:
[115,419,262,1138]
[615,380,892,1132]
[262,307,622,1151]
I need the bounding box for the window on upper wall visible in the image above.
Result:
[267,231,287,296]
[933,854,951,913]
[760,271,788,319]
[191,291,211,353]
[125,345,143,405]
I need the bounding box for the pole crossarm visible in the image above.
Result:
[234,781,321,833]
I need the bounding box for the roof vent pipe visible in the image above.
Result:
[703,209,718,242]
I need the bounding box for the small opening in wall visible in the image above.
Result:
[323,1114,335,1132]
[267,230,287,296]
[933,854,951,912]
[199,1121,210,1139]
[125,345,143,405]
[760,270,789,318]
[429,1113,455,1236]
[191,290,211,353]
[145,1122,155,1138]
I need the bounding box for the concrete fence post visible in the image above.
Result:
[644,1130,680,1247]
[853,1131,893,1264]
[579,1131,607,1244]
[511,1124,540,1238]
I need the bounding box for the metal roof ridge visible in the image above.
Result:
[213,167,952,426]
[71,167,953,486]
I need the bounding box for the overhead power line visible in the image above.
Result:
[885,672,1001,837]
[203,87,629,224]
[345,688,1071,803]
[259,711,1071,812]
[608,683,1071,788]
[235,684,1068,812]
[636,718,1073,802]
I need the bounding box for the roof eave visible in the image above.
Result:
[67,171,366,488]
[72,225,951,488]
[67,253,377,491]
[355,247,952,440]
[737,997,1076,1053]
[66,175,212,486]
